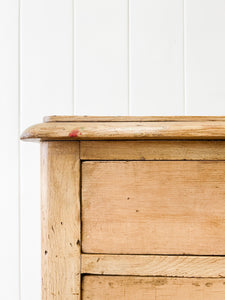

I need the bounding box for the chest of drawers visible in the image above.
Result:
[21,116,225,299]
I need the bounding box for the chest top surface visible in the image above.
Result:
[21,115,225,141]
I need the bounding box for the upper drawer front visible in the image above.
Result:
[82,161,225,254]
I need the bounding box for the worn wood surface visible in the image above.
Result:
[82,276,225,300]
[24,118,225,299]
[21,121,225,141]
[81,254,225,277]
[44,115,225,122]
[82,161,225,255]
[80,140,225,160]
[41,142,80,299]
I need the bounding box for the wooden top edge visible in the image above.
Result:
[44,115,225,122]
[21,121,225,141]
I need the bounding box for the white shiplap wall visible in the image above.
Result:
[130,0,184,115]
[1,0,225,299]
[0,1,19,299]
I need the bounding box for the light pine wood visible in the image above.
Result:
[41,142,80,299]
[81,254,225,277]
[44,115,225,122]
[82,276,225,300]
[82,161,225,255]
[80,140,225,160]
[21,120,225,141]
[21,116,225,299]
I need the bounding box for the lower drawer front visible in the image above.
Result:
[82,276,225,300]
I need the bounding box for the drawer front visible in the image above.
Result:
[82,161,225,254]
[82,276,225,300]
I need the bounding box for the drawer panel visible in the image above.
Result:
[80,140,225,160]
[82,161,225,254]
[82,276,225,300]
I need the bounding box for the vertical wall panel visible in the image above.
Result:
[130,0,184,115]
[20,0,73,299]
[0,1,19,299]
[185,0,225,115]
[75,0,128,115]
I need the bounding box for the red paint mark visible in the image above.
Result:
[69,129,80,137]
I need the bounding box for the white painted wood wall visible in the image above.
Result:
[1,0,225,299]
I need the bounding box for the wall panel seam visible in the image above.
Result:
[128,0,130,116]
[183,0,187,115]
[72,0,75,115]
[18,0,21,298]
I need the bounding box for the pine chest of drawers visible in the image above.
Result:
[21,116,225,300]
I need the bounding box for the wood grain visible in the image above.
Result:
[82,276,225,300]
[21,121,225,141]
[80,140,225,160]
[82,161,225,255]
[44,115,225,122]
[81,254,225,277]
[41,142,80,299]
